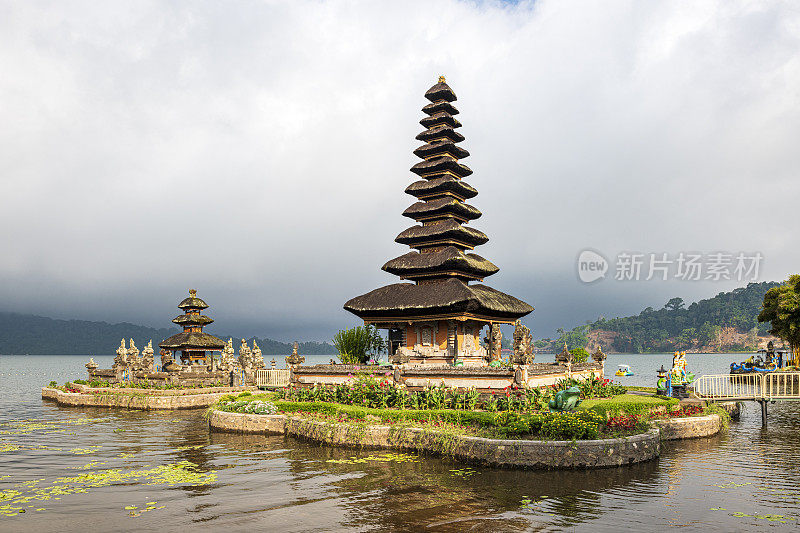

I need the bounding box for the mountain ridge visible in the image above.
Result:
[0,312,336,355]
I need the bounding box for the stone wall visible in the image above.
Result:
[42,385,254,410]
[654,414,723,440]
[208,410,660,470]
[87,368,237,388]
[291,362,604,392]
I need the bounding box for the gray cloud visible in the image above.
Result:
[1,1,799,342]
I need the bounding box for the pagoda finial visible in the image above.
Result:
[189,289,197,298]
[438,75,446,83]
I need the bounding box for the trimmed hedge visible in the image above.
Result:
[579,394,678,417]
[272,400,605,439]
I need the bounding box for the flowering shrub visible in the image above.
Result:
[536,410,604,440]
[218,398,277,415]
[560,376,625,399]
[606,414,642,431]
[648,404,704,419]
[277,373,625,413]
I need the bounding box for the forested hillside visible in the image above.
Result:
[0,312,336,355]
[548,281,780,353]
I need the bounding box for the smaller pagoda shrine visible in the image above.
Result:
[159,289,226,366]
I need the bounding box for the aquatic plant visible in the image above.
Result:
[0,460,216,519]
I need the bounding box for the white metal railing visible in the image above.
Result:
[694,373,763,400]
[694,372,800,401]
[255,368,290,388]
[764,372,800,400]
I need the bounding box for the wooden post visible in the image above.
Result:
[760,399,768,428]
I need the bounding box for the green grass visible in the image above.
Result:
[624,386,657,393]
[272,400,502,428]
[579,393,678,417]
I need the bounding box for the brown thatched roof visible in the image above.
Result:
[396,219,488,248]
[402,197,481,221]
[405,177,478,200]
[178,296,209,310]
[382,247,499,280]
[344,278,532,321]
[416,126,464,143]
[422,101,459,116]
[413,141,469,160]
[159,331,225,350]
[411,157,472,178]
[420,112,461,129]
[172,314,214,326]
[425,81,457,103]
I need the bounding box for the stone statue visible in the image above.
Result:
[252,340,265,370]
[238,339,253,374]
[556,343,573,365]
[128,338,140,361]
[512,321,534,365]
[548,386,582,412]
[218,338,240,373]
[286,341,305,367]
[484,324,502,362]
[139,340,154,372]
[113,338,128,371]
[766,340,775,364]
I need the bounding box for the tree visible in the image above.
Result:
[569,347,589,363]
[758,275,800,365]
[664,297,685,312]
[555,325,589,350]
[697,322,721,347]
[333,325,385,364]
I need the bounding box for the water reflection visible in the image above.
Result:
[5,356,800,531]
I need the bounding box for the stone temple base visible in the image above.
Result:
[291,362,604,392]
[392,344,489,367]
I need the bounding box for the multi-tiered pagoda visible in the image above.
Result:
[344,77,533,366]
[159,289,225,366]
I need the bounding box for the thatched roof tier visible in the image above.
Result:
[405,177,478,200]
[425,81,457,102]
[422,101,459,116]
[159,331,225,350]
[344,78,533,330]
[172,314,214,326]
[420,112,461,129]
[416,126,464,143]
[395,219,488,249]
[382,247,499,280]
[413,141,469,160]
[344,278,532,322]
[178,295,209,310]
[410,157,472,178]
[402,197,481,222]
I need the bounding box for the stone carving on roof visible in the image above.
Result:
[556,343,573,365]
[286,341,305,367]
[591,345,607,364]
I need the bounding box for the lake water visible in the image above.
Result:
[2,354,800,531]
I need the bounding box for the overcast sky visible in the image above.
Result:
[1,1,799,342]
